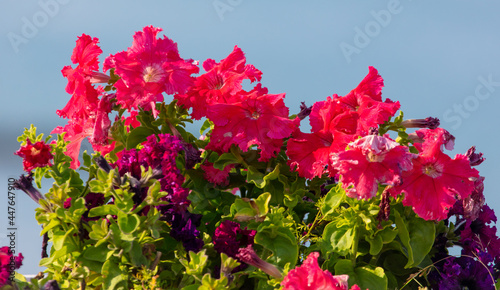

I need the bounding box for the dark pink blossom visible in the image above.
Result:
[206,90,299,161]
[175,45,262,119]
[15,139,53,172]
[332,135,415,200]
[392,144,479,221]
[105,26,198,116]
[287,67,399,179]
[213,220,256,259]
[201,162,233,187]
[335,66,400,136]
[58,34,106,121]
[281,252,358,290]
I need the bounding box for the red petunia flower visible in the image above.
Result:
[281,252,359,290]
[105,26,199,116]
[206,90,299,161]
[287,96,359,179]
[392,143,479,221]
[175,45,262,119]
[287,67,399,179]
[58,34,109,121]
[332,135,415,200]
[15,139,54,172]
[52,93,114,169]
[334,66,400,136]
[287,129,352,179]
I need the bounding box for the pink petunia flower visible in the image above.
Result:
[334,66,400,136]
[287,97,357,179]
[201,162,234,187]
[287,129,352,179]
[332,135,415,200]
[281,252,359,290]
[392,139,479,221]
[287,67,399,180]
[175,45,262,119]
[15,139,54,172]
[104,26,199,117]
[409,127,455,154]
[206,89,299,161]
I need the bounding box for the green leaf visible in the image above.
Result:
[231,193,270,222]
[255,225,298,268]
[180,249,209,277]
[379,226,398,244]
[102,259,127,289]
[334,260,388,290]
[320,184,345,217]
[199,273,228,290]
[254,192,271,217]
[129,241,148,267]
[126,126,156,149]
[395,211,435,268]
[246,166,266,188]
[83,243,111,262]
[88,204,120,217]
[181,286,201,290]
[40,218,60,235]
[322,223,354,256]
[213,153,240,170]
[366,234,383,256]
[199,119,213,136]
[354,265,388,290]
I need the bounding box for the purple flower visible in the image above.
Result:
[436,256,496,290]
[43,280,61,290]
[213,220,256,259]
[169,212,203,252]
[459,205,500,260]
[114,134,189,211]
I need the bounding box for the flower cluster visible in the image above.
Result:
[12,26,499,289]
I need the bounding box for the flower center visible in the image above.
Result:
[423,163,442,178]
[251,111,260,120]
[366,152,385,163]
[30,147,41,156]
[207,74,225,90]
[142,64,165,83]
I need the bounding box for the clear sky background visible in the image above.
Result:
[1,1,499,275]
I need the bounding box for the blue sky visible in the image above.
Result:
[1,1,500,275]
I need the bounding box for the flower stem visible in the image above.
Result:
[351,223,360,266]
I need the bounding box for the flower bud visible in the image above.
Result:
[236,245,282,279]
[13,173,44,204]
[401,117,440,129]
